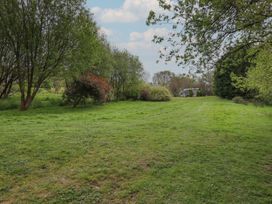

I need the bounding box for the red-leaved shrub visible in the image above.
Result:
[64,72,111,107]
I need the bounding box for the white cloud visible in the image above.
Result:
[98,27,113,36]
[90,0,162,23]
[130,28,168,42]
[123,28,169,51]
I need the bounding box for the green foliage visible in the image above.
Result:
[188,89,194,97]
[246,46,272,104]
[111,49,144,100]
[42,80,54,90]
[64,11,113,80]
[0,90,61,111]
[123,83,142,100]
[214,48,255,99]
[153,70,175,86]
[0,0,86,110]
[0,1,145,109]
[232,96,248,105]
[196,90,205,97]
[149,86,172,101]
[140,85,171,101]
[147,0,271,69]
[0,96,19,110]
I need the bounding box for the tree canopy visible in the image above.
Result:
[0,0,86,110]
[246,46,272,103]
[147,0,272,69]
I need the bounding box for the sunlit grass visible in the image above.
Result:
[0,96,271,203]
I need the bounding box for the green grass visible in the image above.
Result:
[0,90,62,111]
[0,96,271,203]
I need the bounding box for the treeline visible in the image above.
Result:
[214,44,272,104]
[152,71,213,97]
[0,0,145,110]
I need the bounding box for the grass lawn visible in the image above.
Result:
[0,97,271,203]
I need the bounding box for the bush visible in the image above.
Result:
[64,72,111,107]
[197,89,205,97]
[150,86,172,101]
[123,84,141,100]
[139,85,151,101]
[188,89,194,97]
[140,85,171,101]
[232,96,248,105]
[0,97,20,110]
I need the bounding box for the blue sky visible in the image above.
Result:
[86,0,184,79]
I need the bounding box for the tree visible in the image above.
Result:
[245,46,272,103]
[0,0,85,110]
[64,11,114,80]
[111,49,144,100]
[147,0,272,69]
[213,47,255,99]
[153,70,175,86]
[0,33,17,98]
[168,74,194,96]
[194,71,214,96]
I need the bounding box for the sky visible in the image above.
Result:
[85,0,185,79]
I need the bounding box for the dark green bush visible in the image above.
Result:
[188,89,194,97]
[232,96,248,105]
[0,97,19,110]
[214,47,256,99]
[197,89,205,97]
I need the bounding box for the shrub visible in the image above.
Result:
[139,85,151,101]
[232,96,248,105]
[0,97,20,110]
[150,86,171,101]
[64,72,111,107]
[197,89,205,97]
[42,80,54,90]
[123,84,141,100]
[188,89,194,97]
[140,85,171,101]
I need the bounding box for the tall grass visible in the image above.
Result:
[0,89,62,111]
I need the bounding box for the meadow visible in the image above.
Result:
[0,96,271,203]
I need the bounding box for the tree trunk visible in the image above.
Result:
[20,96,33,111]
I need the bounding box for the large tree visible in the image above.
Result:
[64,11,114,80]
[0,29,17,98]
[213,47,256,99]
[153,70,175,87]
[147,0,272,69]
[111,49,144,100]
[245,45,272,103]
[169,74,194,96]
[0,0,85,110]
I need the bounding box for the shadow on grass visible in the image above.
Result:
[0,103,107,116]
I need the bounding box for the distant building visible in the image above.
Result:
[181,88,199,97]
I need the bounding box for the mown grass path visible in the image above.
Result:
[0,97,271,203]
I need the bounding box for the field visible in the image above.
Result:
[0,97,271,203]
